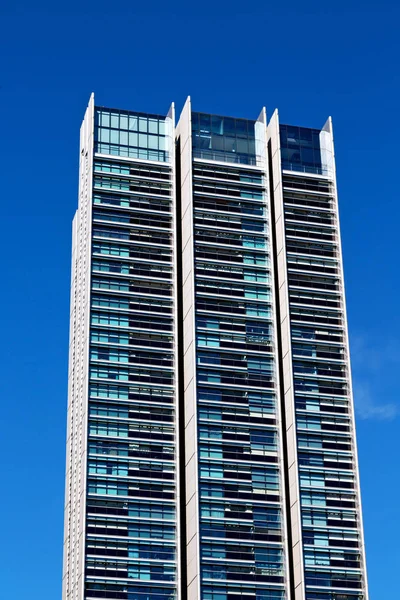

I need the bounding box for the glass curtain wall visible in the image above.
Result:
[191,114,287,600]
[276,123,367,600]
[65,97,369,600]
[84,107,179,600]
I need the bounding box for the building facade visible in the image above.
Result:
[63,94,369,600]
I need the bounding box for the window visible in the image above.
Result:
[89,421,128,438]
[200,465,223,478]
[249,391,275,414]
[301,491,326,507]
[244,269,268,282]
[89,383,129,399]
[300,472,325,488]
[197,317,220,329]
[198,372,221,384]
[243,236,266,249]
[302,510,328,527]
[92,242,130,257]
[244,286,269,300]
[91,348,129,363]
[243,253,267,265]
[252,467,279,489]
[127,504,175,520]
[89,403,128,418]
[90,366,129,381]
[88,461,128,476]
[200,445,224,459]
[247,357,273,372]
[92,277,129,292]
[199,407,223,420]
[246,304,270,317]
[91,312,129,327]
[91,295,129,310]
[127,563,175,582]
[198,334,220,348]
[95,109,168,162]
[88,479,128,496]
[297,416,321,430]
[128,523,175,540]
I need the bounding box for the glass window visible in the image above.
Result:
[198,334,220,347]
[128,131,138,146]
[110,113,119,128]
[120,115,128,129]
[100,112,110,127]
[148,119,158,134]
[129,115,138,130]
[94,109,169,162]
[139,117,148,132]
[148,135,159,150]
[110,129,119,144]
[119,130,128,145]
[138,133,147,147]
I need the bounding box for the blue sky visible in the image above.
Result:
[0,0,398,597]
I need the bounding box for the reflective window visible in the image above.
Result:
[280,124,323,175]
[95,108,168,162]
[192,112,257,165]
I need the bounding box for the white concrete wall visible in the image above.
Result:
[324,117,370,600]
[257,107,293,600]
[176,97,201,600]
[63,93,94,600]
[166,101,183,600]
[268,109,305,600]
[268,111,369,600]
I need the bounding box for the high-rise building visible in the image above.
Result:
[63,94,369,600]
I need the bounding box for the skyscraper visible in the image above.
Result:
[63,94,369,600]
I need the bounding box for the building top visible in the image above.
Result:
[191,111,258,166]
[89,95,333,174]
[94,105,170,162]
[280,123,325,175]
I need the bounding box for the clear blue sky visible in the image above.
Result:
[0,0,398,597]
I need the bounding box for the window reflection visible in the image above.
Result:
[280,124,324,175]
[192,112,257,165]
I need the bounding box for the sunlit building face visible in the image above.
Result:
[62,95,369,600]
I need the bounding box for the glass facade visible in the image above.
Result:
[192,112,258,166]
[95,108,168,162]
[280,125,324,175]
[280,164,365,598]
[63,97,368,600]
[191,151,287,599]
[268,115,367,600]
[83,104,178,600]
